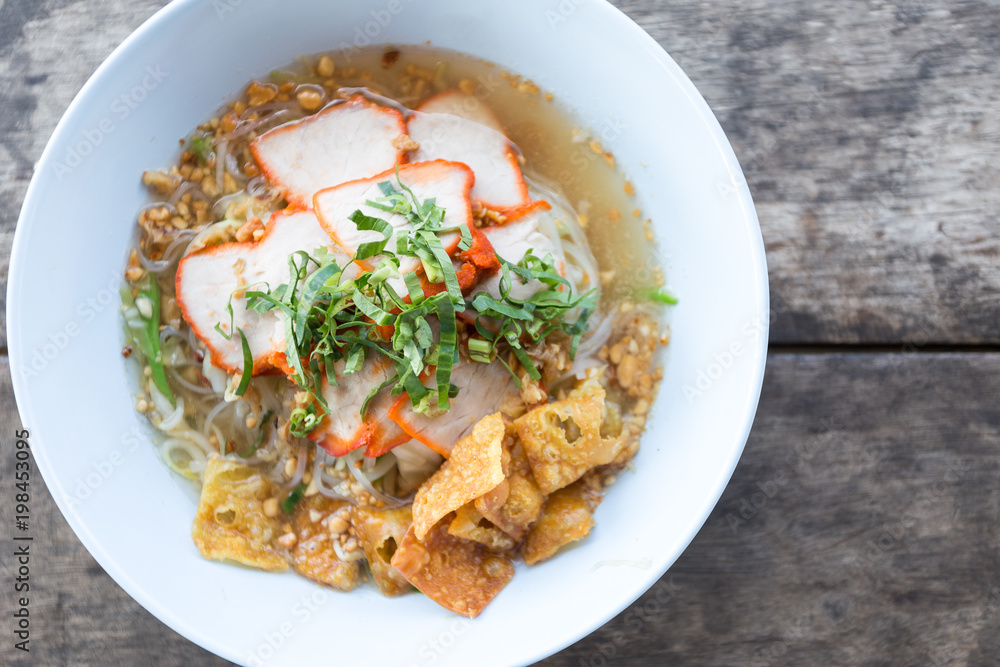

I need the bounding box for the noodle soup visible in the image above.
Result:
[121,45,670,617]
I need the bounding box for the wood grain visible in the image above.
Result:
[4,354,1000,666]
[619,0,1000,344]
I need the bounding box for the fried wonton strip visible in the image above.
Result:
[475,440,544,542]
[250,95,409,208]
[411,413,506,540]
[448,503,515,552]
[391,519,515,617]
[524,475,602,565]
[192,454,289,571]
[514,378,627,494]
[351,505,413,597]
[291,495,361,590]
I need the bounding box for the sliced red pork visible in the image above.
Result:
[250,96,409,208]
[415,89,506,135]
[309,355,410,458]
[387,360,519,458]
[313,160,475,275]
[475,202,567,302]
[406,112,530,212]
[176,209,353,374]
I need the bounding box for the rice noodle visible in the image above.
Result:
[136,246,174,273]
[161,231,197,259]
[210,424,226,453]
[391,441,442,492]
[225,152,243,180]
[363,452,398,481]
[148,381,175,418]
[136,230,197,273]
[523,174,601,300]
[163,426,214,456]
[225,109,299,142]
[202,400,233,438]
[160,437,207,477]
[202,356,229,394]
[211,191,246,219]
[344,450,407,507]
[158,325,185,346]
[288,445,308,487]
[159,325,200,366]
[168,180,211,206]
[313,451,351,500]
[167,368,220,395]
[245,176,271,198]
[253,378,283,415]
[156,396,186,432]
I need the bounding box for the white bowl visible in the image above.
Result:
[6,0,767,664]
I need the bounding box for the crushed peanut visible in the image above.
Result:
[246,81,278,106]
[263,497,280,518]
[316,55,335,78]
[297,89,324,111]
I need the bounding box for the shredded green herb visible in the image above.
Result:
[226,173,593,435]
[281,482,308,514]
[235,329,253,396]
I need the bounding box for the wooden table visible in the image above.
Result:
[2,1,998,664]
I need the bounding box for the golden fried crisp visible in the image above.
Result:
[351,505,413,596]
[391,517,515,618]
[192,455,289,571]
[448,503,515,552]
[514,378,626,494]
[524,474,602,565]
[411,413,505,540]
[290,495,361,591]
[475,440,543,541]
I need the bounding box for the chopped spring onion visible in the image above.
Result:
[187,134,213,165]
[468,337,492,363]
[281,482,308,514]
[136,278,176,407]
[240,410,274,459]
[645,287,678,305]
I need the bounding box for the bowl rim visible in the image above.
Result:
[7,0,768,664]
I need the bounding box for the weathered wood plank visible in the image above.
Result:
[616,0,1000,344]
[4,352,999,665]
[0,0,167,351]
[2,0,1000,348]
